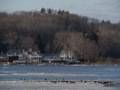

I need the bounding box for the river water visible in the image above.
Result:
[0,64,120,82]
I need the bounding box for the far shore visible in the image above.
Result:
[0,61,120,66]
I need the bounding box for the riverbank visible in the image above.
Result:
[0,61,120,65]
[0,80,119,90]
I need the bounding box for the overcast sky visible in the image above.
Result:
[0,0,120,23]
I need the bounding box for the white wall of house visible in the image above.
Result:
[59,50,75,60]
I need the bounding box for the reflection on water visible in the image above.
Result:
[0,65,120,81]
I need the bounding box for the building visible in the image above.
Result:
[59,50,75,60]
[42,53,59,64]
[59,50,80,64]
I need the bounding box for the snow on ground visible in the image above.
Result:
[0,81,117,90]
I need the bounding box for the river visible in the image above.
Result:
[0,64,120,82]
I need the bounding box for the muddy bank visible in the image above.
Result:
[0,80,119,90]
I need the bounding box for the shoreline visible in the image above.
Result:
[0,62,120,66]
[0,80,119,90]
[0,80,115,86]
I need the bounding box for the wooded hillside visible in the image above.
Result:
[0,8,120,62]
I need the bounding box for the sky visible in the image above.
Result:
[0,0,120,23]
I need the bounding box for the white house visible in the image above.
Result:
[59,50,75,60]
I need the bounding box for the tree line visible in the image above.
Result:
[0,8,120,63]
